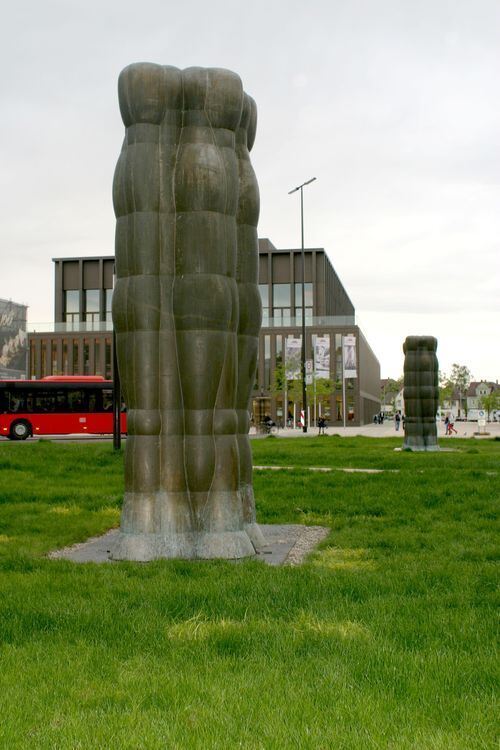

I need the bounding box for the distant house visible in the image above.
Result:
[394,388,404,414]
[466,381,499,420]
[380,378,399,414]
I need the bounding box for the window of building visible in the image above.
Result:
[295,308,313,325]
[85,290,100,323]
[294,282,313,307]
[347,391,355,421]
[276,335,283,366]
[273,308,291,326]
[105,289,113,323]
[258,285,269,326]
[273,284,291,308]
[264,335,271,388]
[65,290,80,325]
[272,285,293,324]
[336,394,343,421]
[294,282,313,324]
[335,334,342,379]
[258,284,269,307]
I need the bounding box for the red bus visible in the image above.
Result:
[0,376,126,440]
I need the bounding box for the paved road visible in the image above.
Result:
[1,420,498,444]
[254,420,500,439]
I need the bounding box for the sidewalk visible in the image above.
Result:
[251,421,500,440]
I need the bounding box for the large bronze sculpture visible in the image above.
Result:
[402,336,439,452]
[111,64,263,560]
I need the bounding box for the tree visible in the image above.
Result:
[271,362,286,396]
[311,377,334,414]
[448,364,472,417]
[438,371,454,408]
[479,390,500,421]
[271,368,334,425]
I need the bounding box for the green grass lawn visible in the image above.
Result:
[0,437,498,749]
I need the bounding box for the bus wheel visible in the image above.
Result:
[9,420,32,441]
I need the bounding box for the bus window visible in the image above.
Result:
[67,390,85,412]
[102,389,113,412]
[88,391,98,412]
[8,394,24,413]
[35,393,57,412]
[55,391,67,412]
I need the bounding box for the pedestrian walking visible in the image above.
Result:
[395,411,401,431]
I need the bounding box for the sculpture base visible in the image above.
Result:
[244,522,266,550]
[403,441,440,452]
[110,528,257,561]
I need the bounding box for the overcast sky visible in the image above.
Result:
[1,0,499,380]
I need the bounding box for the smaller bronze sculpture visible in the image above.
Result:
[402,336,439,452]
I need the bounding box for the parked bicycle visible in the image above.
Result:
[260,417,278,435]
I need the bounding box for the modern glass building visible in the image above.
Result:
[254,239,380,426]
[28,239,380,425]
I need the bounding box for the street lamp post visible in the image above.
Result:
[288,177,316,433]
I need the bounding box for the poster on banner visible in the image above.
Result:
[285,337,302,380]
[314,335,330,378]
[343,334,357,378]
[0,299,28,380]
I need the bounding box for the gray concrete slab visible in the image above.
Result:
[48,524,330,567]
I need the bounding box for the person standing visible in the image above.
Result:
[395,411,401,431]
[448,414,458,435]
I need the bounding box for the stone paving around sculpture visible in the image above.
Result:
[48,525,330,566]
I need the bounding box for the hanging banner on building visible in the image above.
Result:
[314,335,330,379]
[343,334,357,379]
[285,336,302,380]
[0,299,28,380]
